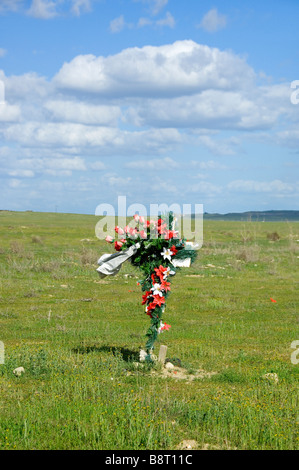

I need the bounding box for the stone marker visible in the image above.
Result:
[158,345,168,364]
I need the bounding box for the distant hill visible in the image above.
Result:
[201,210,299,222]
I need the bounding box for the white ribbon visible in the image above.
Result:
[97,243,141,278]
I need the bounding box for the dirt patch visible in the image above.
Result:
[185,274,205,278]
[151,365,217,382]
[176,440,199,450]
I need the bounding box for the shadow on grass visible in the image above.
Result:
[72,344,139,362]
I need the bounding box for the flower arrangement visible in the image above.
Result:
[102,212,198,359]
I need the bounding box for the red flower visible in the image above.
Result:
[142,291,152,305]
[154,265,168,281]
[152,295,165,307]
[161,323,171,331]
[146,302,157,316]
[105,235,114,243]
[162,230,175,239]
[128,227,138,239]
[270,298,277,303]
[115,226,124,235]
[139,230,147,239]
[114,241,123,251]
[161,280,171,292]
[157,223,167,234]
[170,245,178,256]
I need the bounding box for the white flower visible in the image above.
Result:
[163,266,176,279]
[161,247,173,261]
[151,283,163,296]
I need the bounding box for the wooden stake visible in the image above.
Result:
[158,345,168,364]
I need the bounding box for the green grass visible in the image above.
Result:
[0,211,298,450]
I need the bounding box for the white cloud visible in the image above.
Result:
[156,11,175,28]
[106,174,132,187]
[1,39,298,203]
[90,161,106,170]
[189,180,222,195]
[125,156,179,170]
[0,102,21,121]
[44,100,121,126]
[70,0,91,16]
[0,48,7,57]
[8,169,35,178]
[227,179,296,194]
[191,160,227,170]
[134,0,168,16]
[110,15,125,33]
[199,8,227,33]
[54,40,255,97]
[8,178,22,188]
[137,17,153,27]
[2,121,181,154]
[27,0,58,19]
[151,0,168,15]
[0,0,23,13]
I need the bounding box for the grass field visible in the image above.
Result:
[0,210,298,450]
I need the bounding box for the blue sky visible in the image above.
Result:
[0,0,298,215]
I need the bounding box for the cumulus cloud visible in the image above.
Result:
[54,40,256,97]
[44,100,121,126]
[0,102,21,121]
[150,0,168,15]
[70,0,91,16]
[199,8,227,33]
[27,0,58,19]
[0,0,23,13]
[125,156,179,170]
[0,38,298,210]
[227,179,296,194]
[2,121,181,154]
[191,160,227,170]
[134,0,168,16]
[125,90,277,131]
[110,15,125,33]
[156,11,175,28]
[137,17,153,27]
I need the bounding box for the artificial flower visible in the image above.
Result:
[139,230,147,239]
[164,266,176,278]
[170,245,178,256]
[128,227,138,239]
[105,235,114,243]
[114,241,123,251]
[151,283,164,297]
[154,265,168,281]
[161,280,171,292]
[161,247,174,261]
[142,291,152,305]
[115,226,125,235]
[152,295,165,307]
[158,322,171,333]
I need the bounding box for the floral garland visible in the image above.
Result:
[104,212,197,359]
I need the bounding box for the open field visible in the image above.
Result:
[0,211,298,450]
